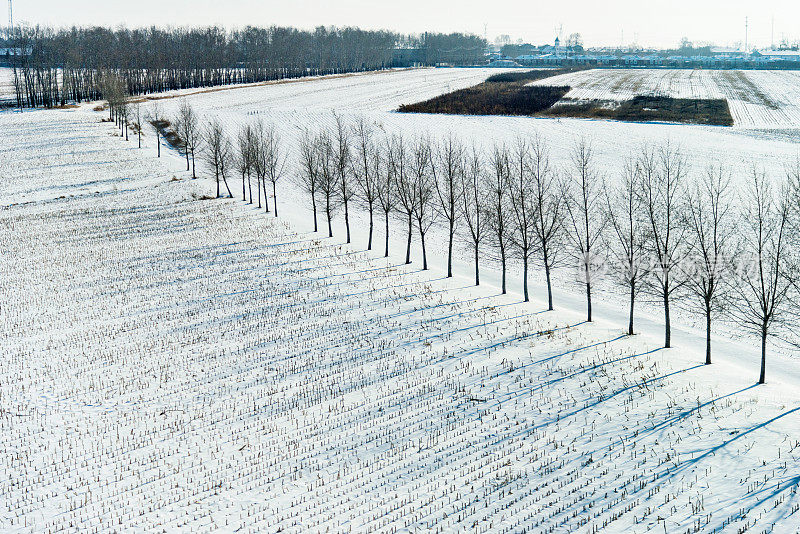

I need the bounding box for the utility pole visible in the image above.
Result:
[745,16,748,52]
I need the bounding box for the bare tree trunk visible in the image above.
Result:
[544,250,553,311]
[760,326,767,384]
[664,287,671,348]
[272,182,278,217]
[421,231,428,270]
[523,256,529,302]
[474,245,479,286]
[500,242,506,294]
[447,221,454,277]
[405,212,413,264]
[628,283,635,336]
[705,300,712,365]
[326,197,333,238]
[367,210,374,250]
[586,277,592,322]
[384,211,390,258]
[310,191,318,231]
[344,201,351,243]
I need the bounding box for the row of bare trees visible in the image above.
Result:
[108,100,799,385]
[2,24,486,109]
[291,119,800,384]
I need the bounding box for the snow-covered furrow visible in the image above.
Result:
[2,77,800,533]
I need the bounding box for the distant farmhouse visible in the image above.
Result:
[493,37,800,69]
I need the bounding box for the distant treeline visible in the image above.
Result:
[2,25,486,108]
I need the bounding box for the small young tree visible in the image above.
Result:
[731,168,793,384]
[203,119,233,198]
[639,143,689,348]
[297,130,320,232]
[487,144,511,294]
[353,118,380,250]
[605,158,648,336]
[563,139,605,322]
[684,164,735,364]
[432,135,464,278]
[462,147,487,286]
[410,137,437,270]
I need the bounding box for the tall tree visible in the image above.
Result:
[432,135,464,278]
[605,158,648,336]
[506,138,536,302]
[639,143,689,348]
[487,145,511,295]
[684,164,735,364]
[353,118,381,250]
[203,119,233,198]
[529,136,564,311]
[563,139,605,322]
[334,114,355,243]
[410,137,437,270]
[462,147,487,286]
[731,168,794,384]
[297,130,320,233]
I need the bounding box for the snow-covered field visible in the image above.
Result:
[529,68,800,128]
[0,67,16,103]
[2,68,800,533]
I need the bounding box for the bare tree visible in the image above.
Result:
[605,158,649,336]
[432,135,464,278]
[263,126,285,217]
[132,101,143,149]
[563,139,605,322]
[251,121,270,213]
[462,147,487,286]
[252,122,284,216]
[353,118,380,250]
[175,99,201,178]
[487,144,511,294]
[376,135,396,258]
[203,119,233,198]
[410,137,437,270]
[684,164,735,364]
[317,130,339,238]
[639,143,689,348]
[147,101,164,158]
[391,135,416,265]
[297,130,320,232]
[334,114,355,243]
[235,124,255,203]
[506,138,536,302]
[731,168,794,384]
[530,136,564,311]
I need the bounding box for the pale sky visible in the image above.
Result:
[10,0,800,49]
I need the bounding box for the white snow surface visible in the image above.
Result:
[529,68,800,129]
[1,68,800,533]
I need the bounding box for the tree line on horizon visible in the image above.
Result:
[2,25,486,109]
